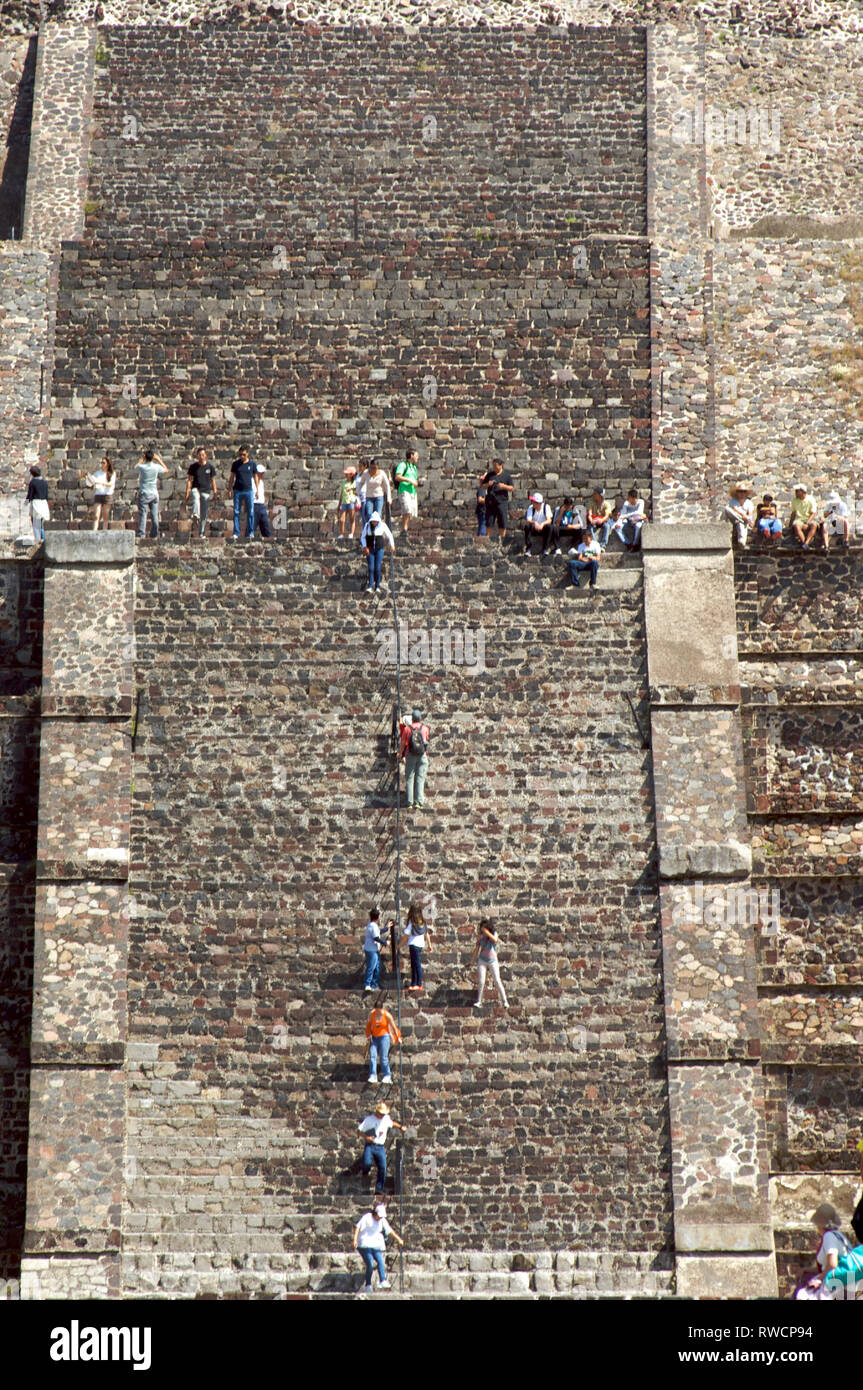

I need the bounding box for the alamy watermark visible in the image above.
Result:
[672,102,781,154]
[375,621,485,672]
[670,882,780,937]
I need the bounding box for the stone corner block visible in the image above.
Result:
[659,839,752,880]
[44,532,135,566]
[641,523,730,552]
[675,1253,778,1300]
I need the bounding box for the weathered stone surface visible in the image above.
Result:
[43,531,134,565]
[659,840,752,881]
[676,1253,778,1300]
[644,551,738,689]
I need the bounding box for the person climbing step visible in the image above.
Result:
[356,1101,405,1196]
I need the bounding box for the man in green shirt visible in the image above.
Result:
[788,483,818,550]
[393,447,420,534]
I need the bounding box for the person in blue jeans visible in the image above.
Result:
[229,447,255,539]
[361,513,396,594]
[357,1101,405,1194]
[362,908,388,992]
[365,1002,401,1084]
[568,535,602,590]
[352,1200,403,1296]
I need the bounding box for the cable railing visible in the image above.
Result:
[385,544,407,1294]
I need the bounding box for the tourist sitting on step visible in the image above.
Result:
[353,1199,403,1296]
[587,487,615,550]
[722,481,755,548]
[358,458,391,526]
[471,919,509,1009]
[361,512,396,594]
[81,455,117,531]
[523,492,553,555]
[787,483,818,550]
[251,465,272,538]
[337,465,360,541]
[611,487,646,551]
[26,466,50,544]
[821,490,850,551]
[135,448,168,541]
[357,1101,405,1195]
[568,533,602,590]
[755,493,782,544]
[793,1202,853,1300]
[550,497,585,554]
[478,458,514,540]
[362,908,388,993]
[365,998,402,1085]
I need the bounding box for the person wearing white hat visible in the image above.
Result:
[356,1100,406,1195]
[523,491,553,555]
[821,490,849,551]
[723,482,755,548]
[788,484,818,550]
[360,512,396,595]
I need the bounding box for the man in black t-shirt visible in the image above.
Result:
[185,447,219,538]
[229,447,256,540]
[478,458,514,539]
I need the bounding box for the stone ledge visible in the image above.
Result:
[24,1229,122,1255]
[659,840,752,880]
[44,531,135,566]
[641,523,730,552]
[30,1042,125,1066]
[36,857,129,882]
[676,1223,775,1254]
[41,694,134,718]
[675,1253,778,1300]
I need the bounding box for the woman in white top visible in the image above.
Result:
[352,1200,403,1295]
[82,456,117,531]
[357,458,392,525]
[793,1202,851,1299]
[402,901,432,994]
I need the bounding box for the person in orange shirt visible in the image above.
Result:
[365,1000,402,1085]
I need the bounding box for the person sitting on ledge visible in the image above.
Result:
[821,491,850,551]
[568,532,602,590]
[723,481,755,548]
[523,491,553,555]
[550,496,584,554]
[788,483,818,550]
[587,487,615,551]
[755,493,783,544]
[611,486,646,551]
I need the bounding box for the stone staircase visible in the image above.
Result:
[122,536,671,1296]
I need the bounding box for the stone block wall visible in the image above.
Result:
[86,27,646,244]
[736,549,863,1294]
[120,539,671,1295]
[21,532,133,1299]
[0,556,42,1283]
[47,235,651,527]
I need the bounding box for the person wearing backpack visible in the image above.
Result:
[399,708,430,811]
[792,1202,852,1299]
[393,447,420,535]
